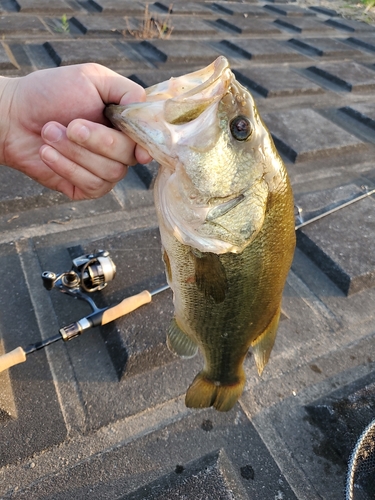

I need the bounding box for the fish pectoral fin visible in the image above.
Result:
[185,370,245,412]
[251,307,281,376]
[167,318,198,359]
[192,250,227,303]
[162,248,172,284]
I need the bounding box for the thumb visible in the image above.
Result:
[119,79,146,106]
[87,64,146,106]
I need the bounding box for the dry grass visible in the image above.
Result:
[296,0,375,25]
[125,4,174,39]
[363,0,375,10]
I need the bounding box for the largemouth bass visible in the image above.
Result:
[106,56,296,411]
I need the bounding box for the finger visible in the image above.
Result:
[86,64,147,105]
[135,144,153,165]
[42,122,128,182]
[66,119,138,166]
[39,144,115,199]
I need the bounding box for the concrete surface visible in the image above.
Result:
[0,0,374,498]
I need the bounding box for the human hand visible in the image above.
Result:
[0,64,152,200]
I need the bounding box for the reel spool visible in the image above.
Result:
[41,250,116,293]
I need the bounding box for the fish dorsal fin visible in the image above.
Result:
[167,318,198,359]
[191,250,227,303]
[251,307,281,375]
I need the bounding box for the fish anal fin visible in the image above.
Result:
[185,370,245,412]
[192,250,227,303]
[167,318,198,359]
[251,307,281,376]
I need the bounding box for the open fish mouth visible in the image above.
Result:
[146,56,231,125]
[105,56,233,164]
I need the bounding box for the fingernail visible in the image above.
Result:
[71,124,90,143]
[43,124,63,143]
[41,146,59,163]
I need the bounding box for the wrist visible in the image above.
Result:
[0,76,19,166]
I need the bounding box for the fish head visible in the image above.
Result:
[106,57,288,253]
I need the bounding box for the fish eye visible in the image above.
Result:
[230,116,252,141]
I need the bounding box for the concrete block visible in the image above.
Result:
[16,0,75,13]
[212,2,270,16]
[154,2,214,15]
[263,0,296,3]
[274,17,338,33]
[133,39,220,67]
[288,36,362,57]
[294,183,366,222]
[264,4,315,16]
[215,17,281,35]
[8,408,298,499]
[220,38,308,61]
[126,450,250,500]
[296,193,375,295]
[0,243,67,467]
[235,65,324,97]
[0,42,18,69]
[69,15,130,35]
[0,165,65,214]
[347,35,375,52]
[154,17,218,36]
[264,108,365,162]
[325,17,375,32]
[0,15,49,36]
[88,0,146,15]
[80,228,175,379]
[341,102,375,131]
[309,6,337,16]
[307,61,375,92]
[43,39,134,66]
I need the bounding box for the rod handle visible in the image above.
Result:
[0,347,27,373]
[101,290,152,325]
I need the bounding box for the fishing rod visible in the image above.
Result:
[0,185,374,373]
[0,250,169,373]
[294,186,375,230]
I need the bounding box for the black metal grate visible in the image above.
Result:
[347,419,375,500]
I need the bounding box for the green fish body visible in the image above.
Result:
[106,57,296,411]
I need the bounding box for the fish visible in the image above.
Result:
[105,56,296,412]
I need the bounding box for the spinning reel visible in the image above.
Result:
[41,250,116,294]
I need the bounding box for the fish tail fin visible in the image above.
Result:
[185,370,245,412]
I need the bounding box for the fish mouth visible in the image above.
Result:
[148,56,231,125]
[105,56,233,163]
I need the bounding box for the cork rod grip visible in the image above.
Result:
[101,290,152,325]
[0,347,27,373]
